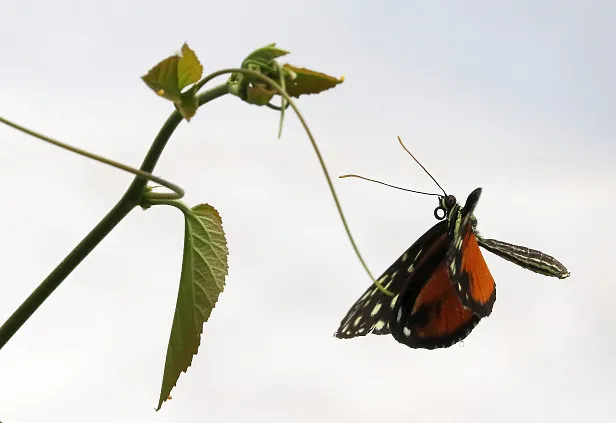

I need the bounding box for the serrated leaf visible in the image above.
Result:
[142,56,182,102]
[282,64,344,98]
[157,203,229,411]
[142,43,204,120]
[243,42,290,65]
[177,43,203,91]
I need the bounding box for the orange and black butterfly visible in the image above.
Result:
[334,139,569,349]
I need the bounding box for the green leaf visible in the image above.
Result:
[282,64,344,98]
[142,56,182,102]
[177,43,203,91]
[157,203,229,411]
[142,43,204,120]
[243,42,290,66]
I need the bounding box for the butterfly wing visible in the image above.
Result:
[390,235,482,349]
[335,220,448,338]
[446,188,497,317]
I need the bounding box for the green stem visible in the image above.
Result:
[0,83,229,351]
[145,197,189,214]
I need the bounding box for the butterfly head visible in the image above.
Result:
[434,194,457,220]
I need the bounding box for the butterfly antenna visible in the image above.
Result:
[397,136,447,196]
[339,174,441,197]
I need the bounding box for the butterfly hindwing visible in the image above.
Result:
[335,221,448,338]
[454,230,497,317]
[390,232,482,349]
[446,188,496,317]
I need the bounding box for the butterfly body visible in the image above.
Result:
[335,187,569,349]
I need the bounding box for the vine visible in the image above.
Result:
[0,42,376,411]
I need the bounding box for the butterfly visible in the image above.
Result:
[334,140,570,350]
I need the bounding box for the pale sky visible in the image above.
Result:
[1,1,615,422]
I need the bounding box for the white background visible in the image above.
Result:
[1,1,614,422]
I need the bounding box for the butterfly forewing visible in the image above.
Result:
[334,272,396,337]
[335,221,448,339]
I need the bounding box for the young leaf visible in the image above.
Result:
[142,43,204,120]
[177,44,204,91]
[282,64,344,98]
[157,203,229,411]
[142,56,182,103]
[243,42,290,66]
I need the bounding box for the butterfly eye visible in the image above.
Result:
[445,195,457,209]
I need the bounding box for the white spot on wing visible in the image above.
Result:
[390,294,398,308]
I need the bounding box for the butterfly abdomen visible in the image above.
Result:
[477,237,570,279]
